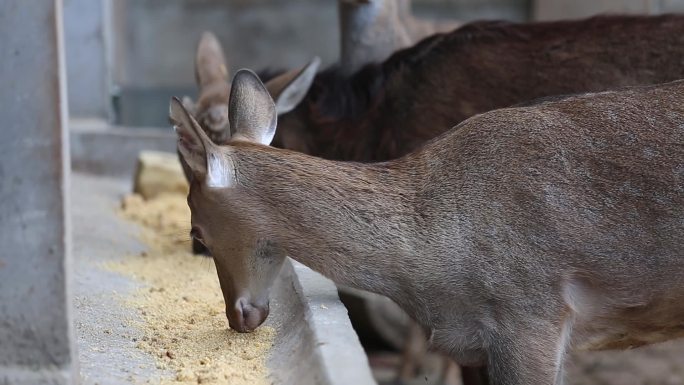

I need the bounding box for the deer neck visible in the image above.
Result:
[232,143,429,317]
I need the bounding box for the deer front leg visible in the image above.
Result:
[397,321,428,382]
[485,319,570,385]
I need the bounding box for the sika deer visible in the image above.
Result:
[171,69,684,385]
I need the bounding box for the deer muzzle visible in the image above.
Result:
[227,298,270,333]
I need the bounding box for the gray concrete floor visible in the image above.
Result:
[71,174,167,384]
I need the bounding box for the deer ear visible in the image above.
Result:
[196,31,229,85]
[265,57,320,115]
[170,97,235,188]
[170,97,208,176]
[229,69,277,146]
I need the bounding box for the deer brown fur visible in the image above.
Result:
[172,69,684,385]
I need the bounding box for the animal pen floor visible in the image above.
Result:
[71,173,684,385]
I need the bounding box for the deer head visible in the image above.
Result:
[171,70,290,333]
[188,32,230,140]
[182,31,320,144]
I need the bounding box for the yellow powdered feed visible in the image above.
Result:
[109,192,276,385]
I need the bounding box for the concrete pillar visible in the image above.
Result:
[0,1,76,384]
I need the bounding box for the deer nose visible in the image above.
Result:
[227,298,270,333]
[207,106,228,131]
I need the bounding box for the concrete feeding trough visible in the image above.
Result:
[70,122,376,385]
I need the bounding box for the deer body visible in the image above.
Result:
[227,95,684,360]
[172,71,684,384]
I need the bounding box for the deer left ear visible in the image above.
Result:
[229,69,277,146]
[170,97,234,188]
[170,96,208,176]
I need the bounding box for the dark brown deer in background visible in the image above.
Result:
[171,69,684,385]
[270,14,684,162]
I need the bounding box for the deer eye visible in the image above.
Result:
[190,227,205,244]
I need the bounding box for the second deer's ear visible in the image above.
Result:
[265,57,320,115]
[196,31,229,86]
[229,69,278,146]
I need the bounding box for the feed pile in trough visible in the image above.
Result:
[108,192,276,385]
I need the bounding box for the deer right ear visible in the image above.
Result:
[265,57,320,115]
[170,97,208,176]
[196,31,229,85]
[229,69,277,146]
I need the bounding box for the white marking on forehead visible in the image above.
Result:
[206,152,234,188]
